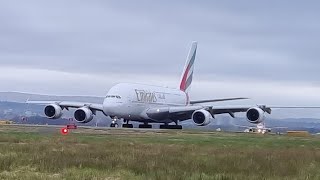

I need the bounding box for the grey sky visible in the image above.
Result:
[1,0,320,111]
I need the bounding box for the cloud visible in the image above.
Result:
[0,0,320,108]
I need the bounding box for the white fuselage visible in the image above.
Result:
[102,83,188,122]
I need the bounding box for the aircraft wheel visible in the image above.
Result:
[110,123,118,128]
[123,124,133,128]
[138,124,152,128]
[160,125,182,129]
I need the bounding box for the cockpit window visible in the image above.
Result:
[106,95,121,99]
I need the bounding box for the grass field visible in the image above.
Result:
[0,126,320,180]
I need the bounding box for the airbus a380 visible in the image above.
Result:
[28,42,320,130]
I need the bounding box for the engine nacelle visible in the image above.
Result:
[192,109,212,126]
[74,107,94,123]
[246,107,265,124]
[44,104,63,119]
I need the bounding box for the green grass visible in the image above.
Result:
[0,127,320,179]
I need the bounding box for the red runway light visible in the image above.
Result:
[61,128,69,135]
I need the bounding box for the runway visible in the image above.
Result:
[0,123,285,136]
[0,124,219,136]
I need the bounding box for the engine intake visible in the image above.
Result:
[74,107,94,123]
[44,104,63,119]
[246,107,265,124]
[192,109,212,126]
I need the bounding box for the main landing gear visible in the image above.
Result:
[160,124,182,129]
[139,123,152,129]
[122,124,134,128]
[110,118,183,130]
[160,122,183,129]
[110,118,134,128]
[122,119,133,128]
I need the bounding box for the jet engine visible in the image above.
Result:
[246,107,265,124]
[192,109,212,126]
[44,104,63,119]
[74,107,94,123]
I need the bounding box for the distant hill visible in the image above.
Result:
[0,92,103,103]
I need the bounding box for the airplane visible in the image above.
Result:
[27,42,320,129]
[233,122,287,134]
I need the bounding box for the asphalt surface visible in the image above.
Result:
[0,124,198,135]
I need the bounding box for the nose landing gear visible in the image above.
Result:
[110,122,119,128]
[110,117,119,128]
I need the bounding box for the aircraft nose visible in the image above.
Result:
[103,98,123,110]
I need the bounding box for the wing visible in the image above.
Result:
[194,105,320,118]
[150,105,320,121]
[27,100,104,111]
[206,106,250,117]
[146,105,204,121]
[168,106,204,120]
[268,106,320,109]
[190,97,248,104]
[147,105,251,121]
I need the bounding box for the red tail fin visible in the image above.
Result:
[180,42,197,93]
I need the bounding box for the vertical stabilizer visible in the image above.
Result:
[179,41,197,94]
